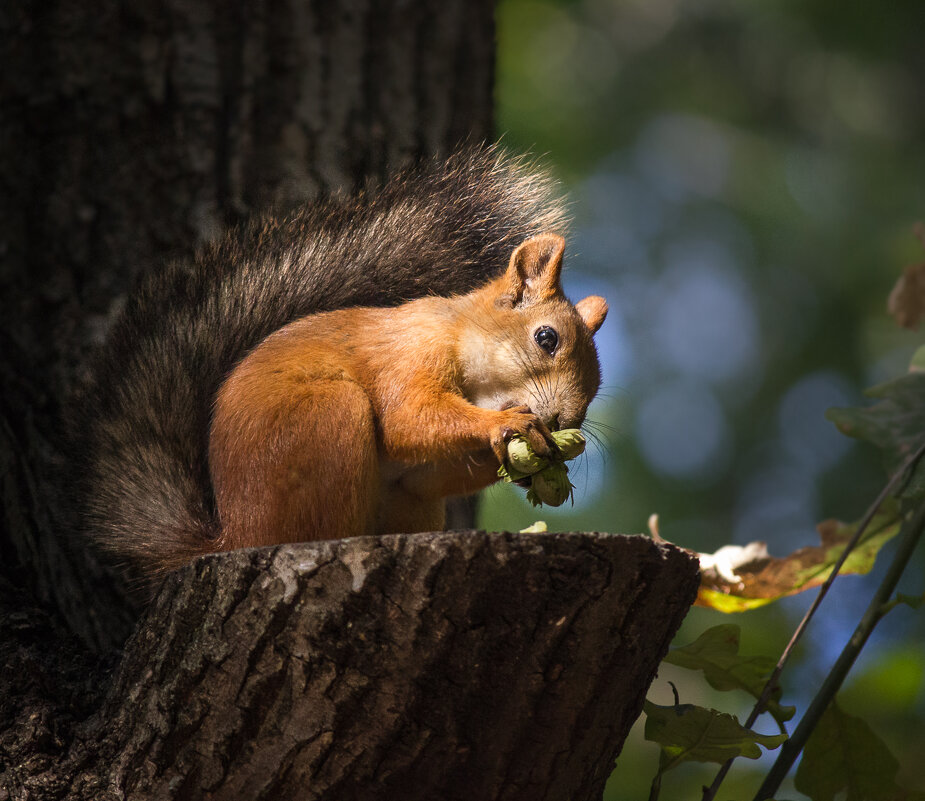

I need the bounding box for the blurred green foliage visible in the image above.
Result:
[483,0,925,797]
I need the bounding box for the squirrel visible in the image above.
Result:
[73,144,608,584]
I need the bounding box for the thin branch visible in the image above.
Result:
[702,438,925,801]
[753,500,925,800]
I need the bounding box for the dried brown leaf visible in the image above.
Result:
[690,505,901,612]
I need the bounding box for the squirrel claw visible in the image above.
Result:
[526,424,555,457]
[490,405,555,463]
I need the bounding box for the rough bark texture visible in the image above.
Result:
[2,531,700,801]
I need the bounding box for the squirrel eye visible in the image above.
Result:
[534,326,559,355]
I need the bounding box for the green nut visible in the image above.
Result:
[505,436,549,475]
[498,463,532,483]
[551,429,586,460]
[501,429,584,499]
[528,463,573,507]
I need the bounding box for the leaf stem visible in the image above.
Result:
[752,500,925,800]
[701,438,925,801]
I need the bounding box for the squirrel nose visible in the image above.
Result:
[546,412,560,431]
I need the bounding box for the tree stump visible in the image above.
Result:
[0,531,698,800]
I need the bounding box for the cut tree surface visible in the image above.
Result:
[0,530,699,801]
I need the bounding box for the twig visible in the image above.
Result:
[753,500,925,800]
[701,437,925,801]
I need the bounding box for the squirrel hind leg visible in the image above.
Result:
[376,490,446,536]
[211,377,379,550]
[375,453,498,535]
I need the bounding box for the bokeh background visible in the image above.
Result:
[478,0,925,797]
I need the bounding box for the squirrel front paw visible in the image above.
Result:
[489,405,555,464]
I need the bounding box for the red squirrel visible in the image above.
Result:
[210,233,606,553]
[74,145,606,584]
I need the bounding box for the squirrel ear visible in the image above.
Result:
[500,233,565,306]
[575,295,608,334]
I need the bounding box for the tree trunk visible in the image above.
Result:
[0,1,701,798]
[3,532,699,800]
[0,0,495,650]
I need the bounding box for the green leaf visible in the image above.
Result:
[795,701,925,801]
[663,625,795,727]
[643,700,787,773]
[794,511,902,586]
[826,372,925,500]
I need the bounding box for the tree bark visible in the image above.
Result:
[2,531,700,801]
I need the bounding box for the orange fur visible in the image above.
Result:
[208,234,607,549]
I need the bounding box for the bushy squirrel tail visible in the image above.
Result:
[74,144,568,580]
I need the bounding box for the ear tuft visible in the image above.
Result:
[575,295,608,334]
[504,233,566,304]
